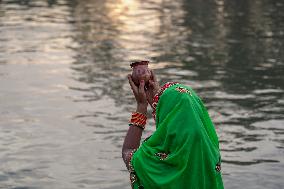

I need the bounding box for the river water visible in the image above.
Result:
[0,0,283,188]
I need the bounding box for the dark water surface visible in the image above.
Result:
[0,0,283,188]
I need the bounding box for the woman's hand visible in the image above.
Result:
[146,70,160,107]
[128,74,148,114]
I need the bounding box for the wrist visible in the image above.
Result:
[136,104,147,114]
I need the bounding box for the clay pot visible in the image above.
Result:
[130,60,151,86]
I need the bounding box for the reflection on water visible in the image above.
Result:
[0,0,283,188]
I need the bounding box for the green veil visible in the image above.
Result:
[131,83,224,189]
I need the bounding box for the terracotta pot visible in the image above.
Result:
[130,60,151,86]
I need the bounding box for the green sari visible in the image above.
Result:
[130,83,224,189]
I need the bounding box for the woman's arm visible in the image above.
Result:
[123,104,147,150]
[122,76,148,169]
[122,105,146,168]
[122,71,160,169]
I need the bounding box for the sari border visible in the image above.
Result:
[151,82,179,122]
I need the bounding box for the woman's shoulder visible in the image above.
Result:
[160,82,194,94]
[160,82,202,103]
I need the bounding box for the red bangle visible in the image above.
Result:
[129,112,147,129]
[129,123,145,130]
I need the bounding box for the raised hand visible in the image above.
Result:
[145,70,160,107]
[128,74,148,114]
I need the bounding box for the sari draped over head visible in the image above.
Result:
[130,83,224,189]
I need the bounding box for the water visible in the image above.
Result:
[0,0,283,188]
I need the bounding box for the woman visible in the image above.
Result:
[122,71,224,189]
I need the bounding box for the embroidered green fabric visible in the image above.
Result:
[131,83,224,189]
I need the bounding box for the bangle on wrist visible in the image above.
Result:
[129,112,147,130]
[129,123,145,130]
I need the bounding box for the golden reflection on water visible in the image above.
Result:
[72,0,189,65]
[106,0,161,60]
